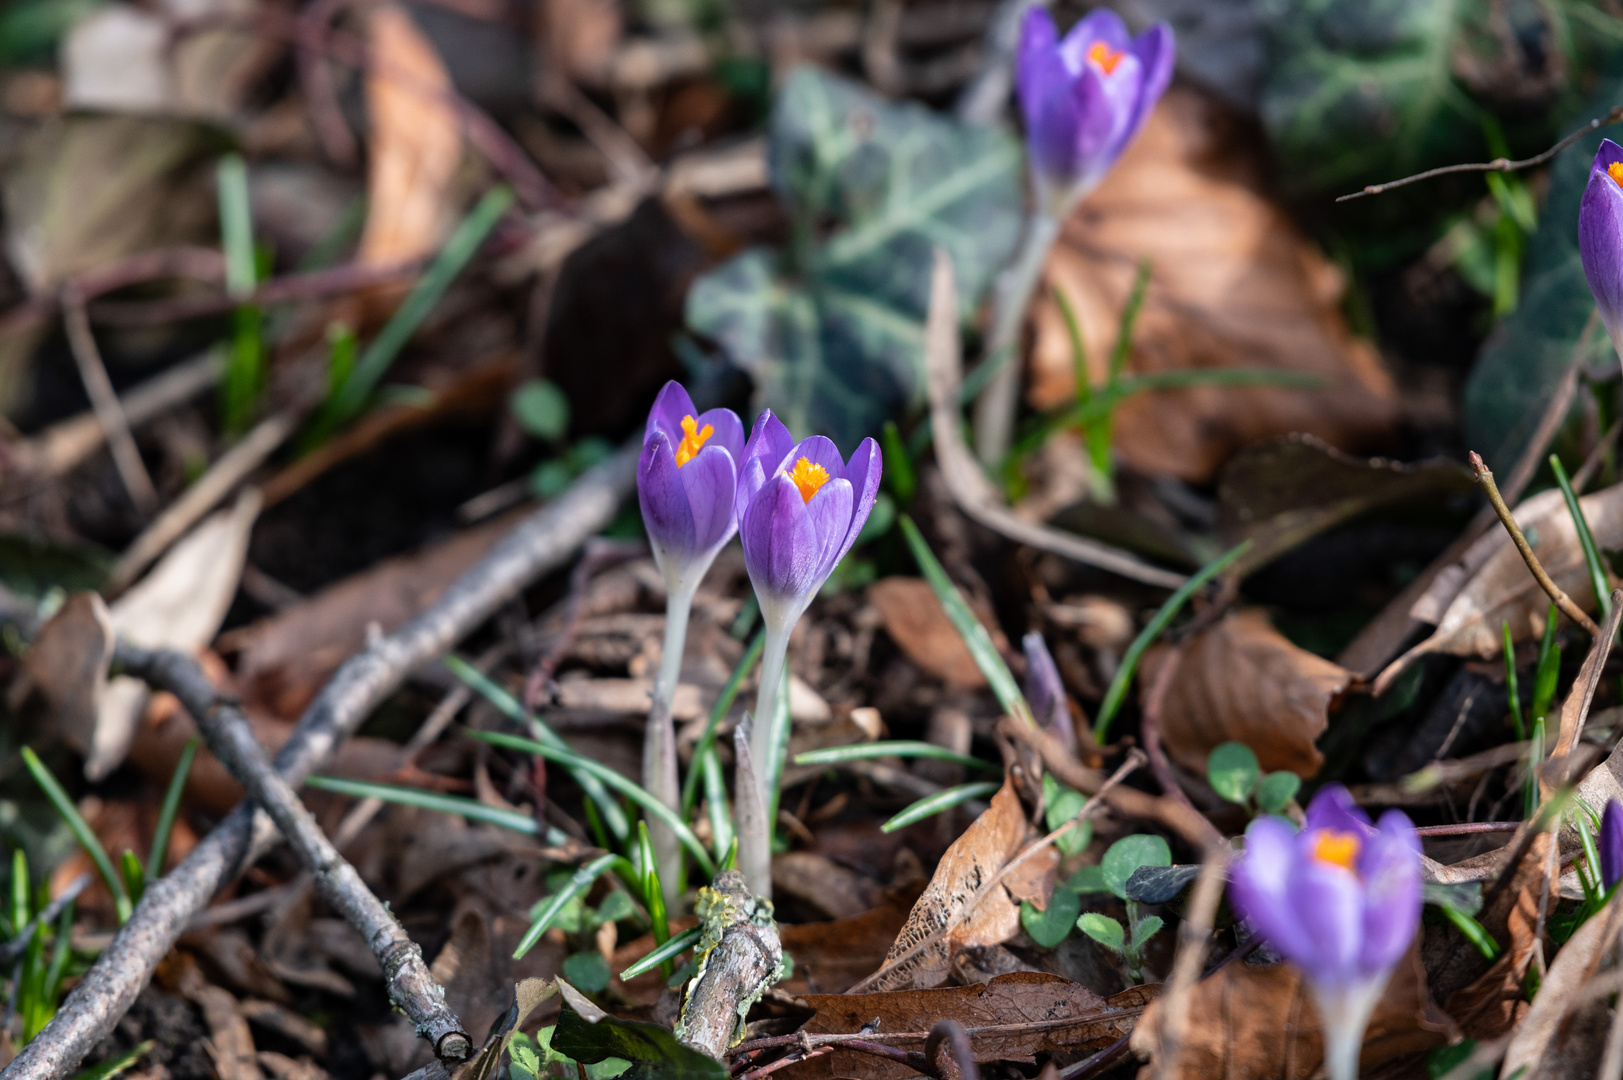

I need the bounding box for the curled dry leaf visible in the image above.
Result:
[867,577,1008,690]
[776,905,912,995]
[783,973,1153,1080]
[1147,609,1349,779]
[19,592,114,760]
[1376,481,1623,695]
[1029,89,1398,484]
[1444,831,1557,1040]
[1500,899,1617,1080]
[859,780,1055,992]
[1130,946,1451,1079]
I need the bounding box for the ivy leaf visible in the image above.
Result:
[686,67,1022,445]
[552,1002,727,1080]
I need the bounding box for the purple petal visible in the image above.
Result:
[1057,7,1132,72]
[697,407,746,464]
[741,473,822,607]
[736,410,796,523]
[1603,799,1623,891]
[1597,138,1623,172]
[1580,159,1623,355]
[647,380,699,446]
[638,432,695,571]
[1068,59,1140,188]
[1023,632,1072,740]
[1304,784,1373,838]
[1283,859,1366,983]
[1357,812,1421,973]
[1120,23,1174,153]
[804,476,854,582]
[786,436,847,480]
[838,437,883,555]
[680,443,739,556]
[1017,7,1061,122]
[1230,817,1316,963]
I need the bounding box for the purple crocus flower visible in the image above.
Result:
[1581,139,1623,366]
[1023,632,1074,746]
[1601,798,1623,892]
[1228,785,1420,1080]
[1016,6,1174,213]
[638,381,746,596]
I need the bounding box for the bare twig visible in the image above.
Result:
[0,247,225,341]
[1148,850,1228,1077]
[107,415,295,595]
[4,443,638,1080]
[1137,644,1225,849]
[88,258,426,328]
[1337,105,1623,201]
[675,870,783,1061]
[925,1019,980,1080]
[1413,822,1522,837]
[1468,450,1601,636]
[116,643,472,1064]
[923,249,1187,589]
[1061,1035,1131,1080]
[61,292,157,514]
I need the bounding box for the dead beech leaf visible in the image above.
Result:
[785,974,1151,1080]
[1030,89,1398,483]
[1444,831,1555,1040]
[1376,481,1623,695]
[20,592,114,758]
[356,4,461,271]
[1131,946,1450,1079]
[868,577,1007,690]
[1149,609,1348,779]
[777,905,911,996]
[92,492,259,780]
[861,780,1053,991]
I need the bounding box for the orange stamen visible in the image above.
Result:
[1086,41,1124,75]
[1609,161,1623,191]
[674,415,713,468]
[787,457,831,503]
[1312,830,1360,873]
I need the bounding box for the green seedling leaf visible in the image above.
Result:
[1551,454,1611,621]
[70,1041,155,1080]
[1124,864,1201,905]
[1207,742,1260,805]
[1255,771,1302,815]
[1439,904,1501,961]
[1069,864,1108,894]
[563,951,613,995]
[596,891,636,926]
[1044,774,1092,858]
[683,630,763,815]
[516,854,630,960]
[1020,885,1081,948]
[1077,912,1125,952]
[148,735,197,880]
[511,379,571,443]
[552,1000,728,1080]
[509,1037,542,1080]
[686,67,1021,444]
[1132,915,1165,947]
[1101,835,1172,901]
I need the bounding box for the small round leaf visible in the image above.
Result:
[1132,915,1165,947]
[1207,742,1260,805]
[511,379,570,442]
[1020,885,1082,948]
[1102,834,1172,900]
[1255,771,1302,814]
[1077,912,1125,952]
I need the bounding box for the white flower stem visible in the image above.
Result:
[739,616,796,898]
[1312,973,1389,1080]
[645,583,693,910]
[971,208,1064,465]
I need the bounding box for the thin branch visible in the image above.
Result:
[1149,850,1228,1076]
[88,258,426,328]
[1337,106,1623,201]
[116,643,473,1064]
[1468,451,1601,636]
[0,875,91,967]
[61,291,158,514]
[1413,822,1522,837]
[1137,644,1226,851]
[4,442,638,1080]
[925,1019,980,1080]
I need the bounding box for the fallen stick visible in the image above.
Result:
[117,642,472,1064]
[2,442,638,1080]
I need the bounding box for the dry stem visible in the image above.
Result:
[61,291,156,513]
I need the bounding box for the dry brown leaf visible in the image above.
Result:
[1376,482,1623,695]
[540,0,622,85]
[1029,89,1398,483]
[861,780,1052,992]
[784,974,1151,1080]
[772,853,887,921]
[1444,832,1555,1040]
[430,901,563,1046]
[179,963,265,1080]
[867,577,1008,690]
[19,591,113,758]
[777,905,911,996]
[1131,947,1451,1079]
[1149,609,1349,778]
[1501,899,1616,1080]
[356,5,462,271]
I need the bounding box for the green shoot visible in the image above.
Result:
[71,1042,155,1080]
[119,851,144,907]
[1094,541,1252,744]
[1502,622,1525,740]
[305,776,571,845]
[148,736,197,881]
[1526,716,1545,820]
[515,853,628,960]
[1531,605,1561,723]
[471,731,716,876]
[899,516,1031,724]
[1577,811,1603,903]
[217,154,264,436]
[619,926,702,981]
[881,421,917,504]
[1440,904,1501,961]
[793,741,999,774]
[681,629,763,815]
[307,186,514,446]
[635,823,670,948]
[21,747,130,924]
[1550,454,1611,622]
[700,748,733,863]
[879,781,1001,833]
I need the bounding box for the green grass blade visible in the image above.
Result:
[1094,540,1251,744]
[1526,716,1545,819]
[445,655,630,839]
[1053,285,1092,409]
[148,736,197,881]
[793,740,999,774]
[1502,622,1525,741]
[880,781,1001,833]
[13,848,29,930]
[700,747,733,863]
[304,776,570,845]
[472,731,716,876]
[619,926,702,981]
[636,822,670,947]
[41,897,73,1007]
[1108,260,1152,390]
[514,853,626,961]
[316,187,513,436]
[681,629,764,815]
[899,515,1031,724]
[21,748,130,924]
[70,1041,155,1080]
[1578,810,1604,901]
[1550,454,1611,621]
[119,851,144,907]
[217,155,256,297]
[1439,904,1501,961]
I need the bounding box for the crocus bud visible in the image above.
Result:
[1016,6,1173,215]
[1022,632,1074,745]
[1581,139,1623,366]
[1602,798,1623,892]
[1228,785,1420,1080]
[739,433,881,632]
[638,381,746,597]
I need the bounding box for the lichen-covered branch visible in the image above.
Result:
[676,870,783,1061]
